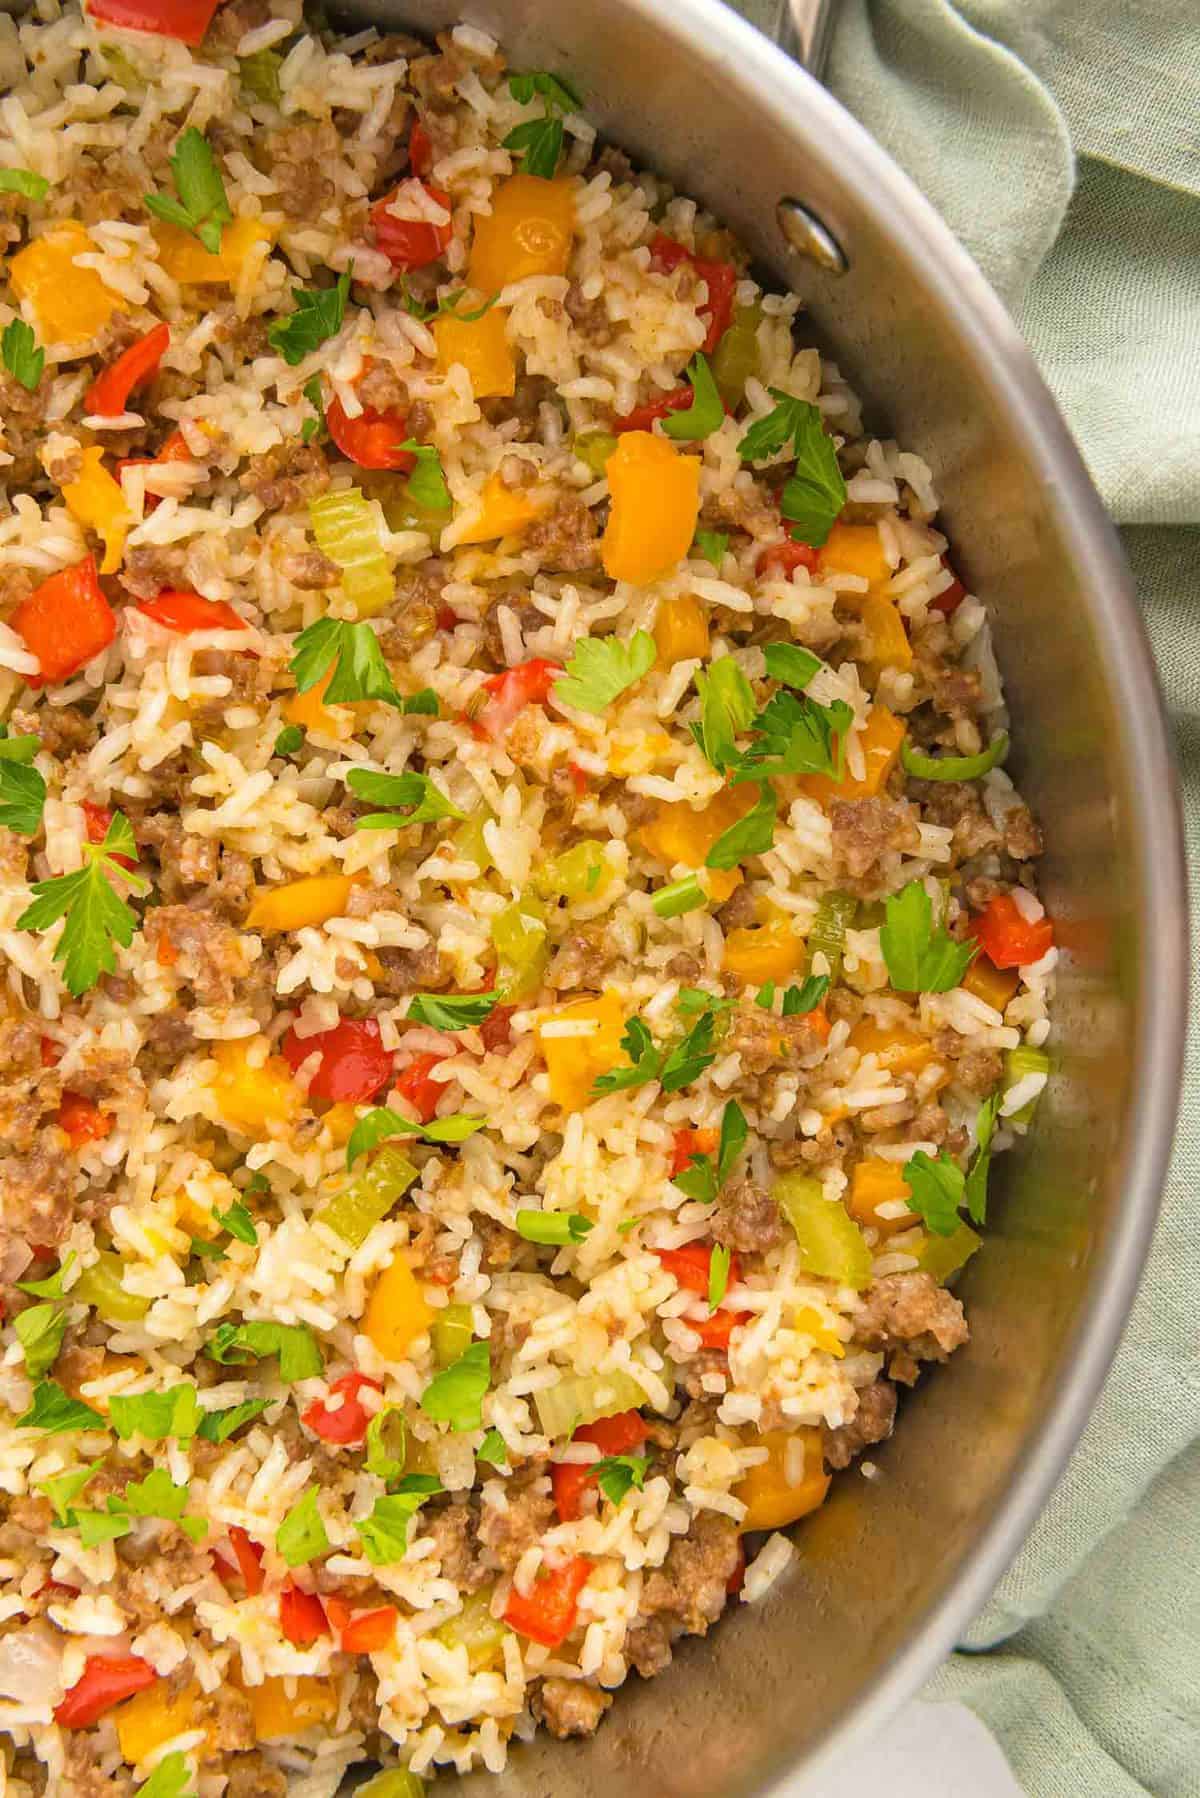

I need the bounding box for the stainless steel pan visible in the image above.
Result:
[335,0,1186,1787]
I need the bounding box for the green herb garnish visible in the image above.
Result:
[661,353,723,441]
[418,1340,490,1432]
[554,630,657,715]
[514,1210,593,1245]
[276,1486,329,1566]
[17,811,147,998]
[268,271,351,366]
[879,879,977,994]
[405,992,498,1030]
[2,318,44,392]
[144,127,231,255]
[346,767,463,830]
[290,617,404,709]
[345,1105,485,1169]
[738,390,846,547]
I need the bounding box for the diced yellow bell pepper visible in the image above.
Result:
[601,432,701,586]
[793,704,906,807]
[793,1304,845,1358]
[115,1681,201,1766]
[818,522,890,588]
[537,989,627,1112]
[849,590,914,685]
[468,173,575,291]
[734,1427,830,1532]
[363,1254,434,1362]
[961,957,1020,1012]
[654,594,710,665]
[723,902,806,985]
[608,731,673,776]
[324,1101,360,1147]
[848,1016,935,1077]
[247,1677,337,1742]
[155,216,274,286]
[455,471,545,546]
[434,306,516,398]
[10,221,120,344]
[245,873,356,933]
[847,1158,917,1237]
[62,447,131,575]
[212,1040,298,1136]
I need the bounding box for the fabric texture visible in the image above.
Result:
[730,3,1199,1791]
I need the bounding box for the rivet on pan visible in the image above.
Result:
[776,197,848,275]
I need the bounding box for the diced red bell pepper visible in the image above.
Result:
[58,1092,113,1150]
[649,232,737,351]
[326,387,416,474]
[301,1371,382,1447]
[81,799,138,871]
[692,1307,751,1351]
[930,555,966,617]
[136,590,247,634]
[280,1582,329,1646]
[409,118,434,179]
[567,762,588,797]
[552,1410,649,1521]
[970,894,1054,970]
[14,557,116,687]
[228,1524,265,1595]
[757,537,819,579]
[40,1035,63,1068]
[116,429,194,512]
[371,182,453,270]
[394,1049,447,1122]
[85,321,170,417]
[86,0,221,46]
[502,1555,591,1648]
[612,385,693,434]
[478,1005,515,1053]
[472,658,562,742]
[340,1605,399,1653]
[35,1577,80,1600]
[55,1655,157,1728]
[655,1242,741,1296]
[727,1541,746,1596]
[669,1127,719,1178]
[436,605,459,631]
[281,1017,395,1105]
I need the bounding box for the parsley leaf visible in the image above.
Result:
[365,1404,408,1485]
[592,1016,662,1096]
[738,390,814,463]
[509,70,583,112]
[398,441,452,512]
[419,1339,490,1432]
[108,1384,200,1443]
[660,1008,718,1091]
[2,318,44,392]
[197,1398,270,1444]
[594,1454,649,1506]
[0,167,50,201]
[690,657,755,771]
[477,1427,508,1466]
[216,1201,257,1245]
[965,1093,1000,1226]
[514,1210,593,1246]
[301,373,326,445]
[207,1320,323,1382]
[756,973,829,1016]
[268,271,351,366]
[0,749,47,833]
[674,1100,746,1204]
[355,1476,442,1564]
[762,641,822,690]
[136,1750,194,1798]
[346,767,463,829]
[554,630,657,715]
[708,1243,732,1311]
[902,1149,965,1237]
[705,782,777,870]
[737,390,845,547]
[730,690,853,783]
[345,1104,485,1169]
[17,1380,104,1434]
[880,880,977,994]
[502,114,564,179]
[73,1509,132,1547]
[274,724,304,757]
[144,127,231,255]
[15,1302,68,1379]
[693,529,728,566]
[676,987,733,1018]
[17,809,147,998]
[122,1467,193,1523]
[595,1006,721,1099]
[276,1486,328,1566]
[661,353,723,441]
[290,617,403,710]
[406,992,497,1030]
[17,1252,74,1298]
[37,1467,93,1524]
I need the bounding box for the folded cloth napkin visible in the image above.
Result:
[730,3,1199,1790]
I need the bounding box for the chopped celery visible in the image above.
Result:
[435,1589,509,1669]
[450,805,494,874]
[774,1171,873,1290]
[309,489,393,619]
[806,889,857,980]
[492,894,548,1000]
[73,1250,150,1324]
[534,1367,648,1441]
[1003,1043,1051,1124]
[432,1303,474,1368]
[355,1773,425,1798]
[573,430,618,476]
[915,1222,982,1284]
[711,301,763,410]
[534,840,612,902]
[239,47,282,104]
[314,1146,418,1248]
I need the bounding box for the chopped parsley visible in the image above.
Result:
[301,374,326,445]
[902,1150,966,1237]
[419,1339,490,1432]
[705,782,777,870]
[276,1486,329,1566]
[594,1454,650,1506]
[290,617,404,710]
[554,630,657,715]
[755,973,830,1015]
[346,767,464,829]
[693,529,728,567]
[14,1302,68,1380]
[267,271,351,366]
[514,1210,594,1245]
[136,1751,194,1798]
[675,1099,748,1206]
[144,127,231,255]
[207,1320,323,1382]
[738,391,846,547]
[17,1252,75,1300]
[16,810,147,998]
[216,1201,257,1245]
[762,641,822,690]
[273,724,304,757]
[879,879,977,994]
[399,441,452,513]
[1,318,44,392]
[355,1476,442,1564]
[196,1398,270,1444]
[503,70,582,179]
[345,1104,485,1169]
[690,656,756,772]
[661,353,723,441]
[108,1384,200,1443]
[965,1093,1000,1225]
[17,1380,104,1435]
[477,1427,508,1466]
[707,1243,732,1311]
[37,1467,93,1524]
[593,1007,719,1098]
[0,167,50,201]
[729,689,853,783]
[405,992,497,1030]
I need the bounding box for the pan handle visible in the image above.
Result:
[770,0,838,78]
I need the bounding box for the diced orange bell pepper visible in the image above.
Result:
[601,431,701,585]
[723,902,806,985]
[362,1253,434,1362]
[434,306,515,398]
[154,215,273,286]
[818,522,891,588]
[115,1679,200,1765]
[286,667,355,739]
[211,1039,298,1136]
[847,1158,917,1237]
[654,594,710,664]
[468,173,575,291]
[848,590,913,685]
[793,704,906,807]
[246,1676,337,1742]
[245,873,356,932]
[734,1427,830,1532]
[961,957,1020,1012]
[848,1016,935,1077]
[61,448,132,575]
[537,990,627,1112]
[10,222,120,344]
[323,1101,360,1146]
[455,471,546,545]
[638,785,753,905]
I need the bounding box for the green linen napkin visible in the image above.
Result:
[730,4,1200,1791]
